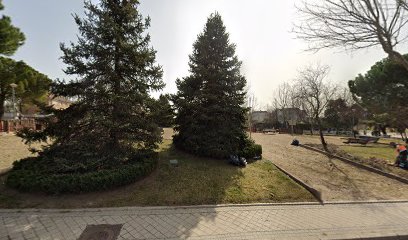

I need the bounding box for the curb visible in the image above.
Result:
[270,162,323,204]
[300,144,408,185]
[3,200,408,213]
[0,203,324,213]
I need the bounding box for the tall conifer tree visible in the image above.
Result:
[173,13,248,159]
[0,0,25,56]
[0,57,51,118]
[0,0,26,118]
[21,0,164,169]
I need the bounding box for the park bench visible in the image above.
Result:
[359,136,380,143]
[343,137,369,145]
[370,138,380,143]
[262,129,277,134]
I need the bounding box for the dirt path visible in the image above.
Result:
[252,133,408,201]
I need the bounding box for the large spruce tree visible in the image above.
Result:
[0,0,25,56]
[21,0,163,170]
[173,13,248,159]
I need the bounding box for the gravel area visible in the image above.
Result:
[252,133,408,201]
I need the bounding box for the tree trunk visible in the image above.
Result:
[377,31,408,72]
[310,118,314,136]
[0,94,5,120]
[110,43,122,151]
[111,80,121,150]
[390,51,408,73]
[317,118,328,152]
[380,125,387,135]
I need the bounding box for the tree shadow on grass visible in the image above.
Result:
[0,140,315,239]
[0,144,242,238]
[129,141,246,206]
[0,142,243,207]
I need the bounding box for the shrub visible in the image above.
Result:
[239,142,262,159]
[6,157,157,194]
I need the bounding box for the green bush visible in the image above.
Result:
[239,142,262,159]
[6,157,157,194]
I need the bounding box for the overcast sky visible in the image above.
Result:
[4,0,406,108]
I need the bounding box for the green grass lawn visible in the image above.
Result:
[378,138,406,145]
[0,140,315,208]
[339,144,396,164]
[102,140,315,206]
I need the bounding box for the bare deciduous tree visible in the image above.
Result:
[339,87,356,106]
[294,64,338,152]
[290,83,317,135]
[273,83,292,125]
[272,82,305,127]
[293,0,408,71]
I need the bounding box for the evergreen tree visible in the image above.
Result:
[0,0,25,55]
[173,13,248,159]
[0,57,51,118]
[20,0,163,171]
[349,55,408,137]
[151,94,174,128]
[0,0,27,118]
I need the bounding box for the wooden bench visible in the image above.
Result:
[343,138,370,145]
[359,136,380,143]
[262,129,277,134]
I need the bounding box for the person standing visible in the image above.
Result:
[394,144,408,168]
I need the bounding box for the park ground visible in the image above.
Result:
[0,134,40,170]
[2,129,408,208]
[252,132,408,201]
[0,129,314,208]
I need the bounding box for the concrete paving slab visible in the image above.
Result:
[2,202,408,239]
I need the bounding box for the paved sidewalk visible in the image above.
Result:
[1,202,408,240]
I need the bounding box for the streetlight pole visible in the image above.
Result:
[10,83,18,119]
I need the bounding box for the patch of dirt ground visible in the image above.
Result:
[306,143,408,180]
[0,134,41,170]
[252,133,408,201]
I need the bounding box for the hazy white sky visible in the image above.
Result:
[4,0,406,107]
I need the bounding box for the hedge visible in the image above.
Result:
[239,143,262,159]
[6,157,157,194]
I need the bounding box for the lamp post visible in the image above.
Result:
[10,83,18,119]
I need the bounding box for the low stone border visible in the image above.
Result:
[270,162,323,204]
[2,200,408,213]
[300,144,408,185]
[0,167,11,177]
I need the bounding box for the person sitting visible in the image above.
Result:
[394,144,408,169]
